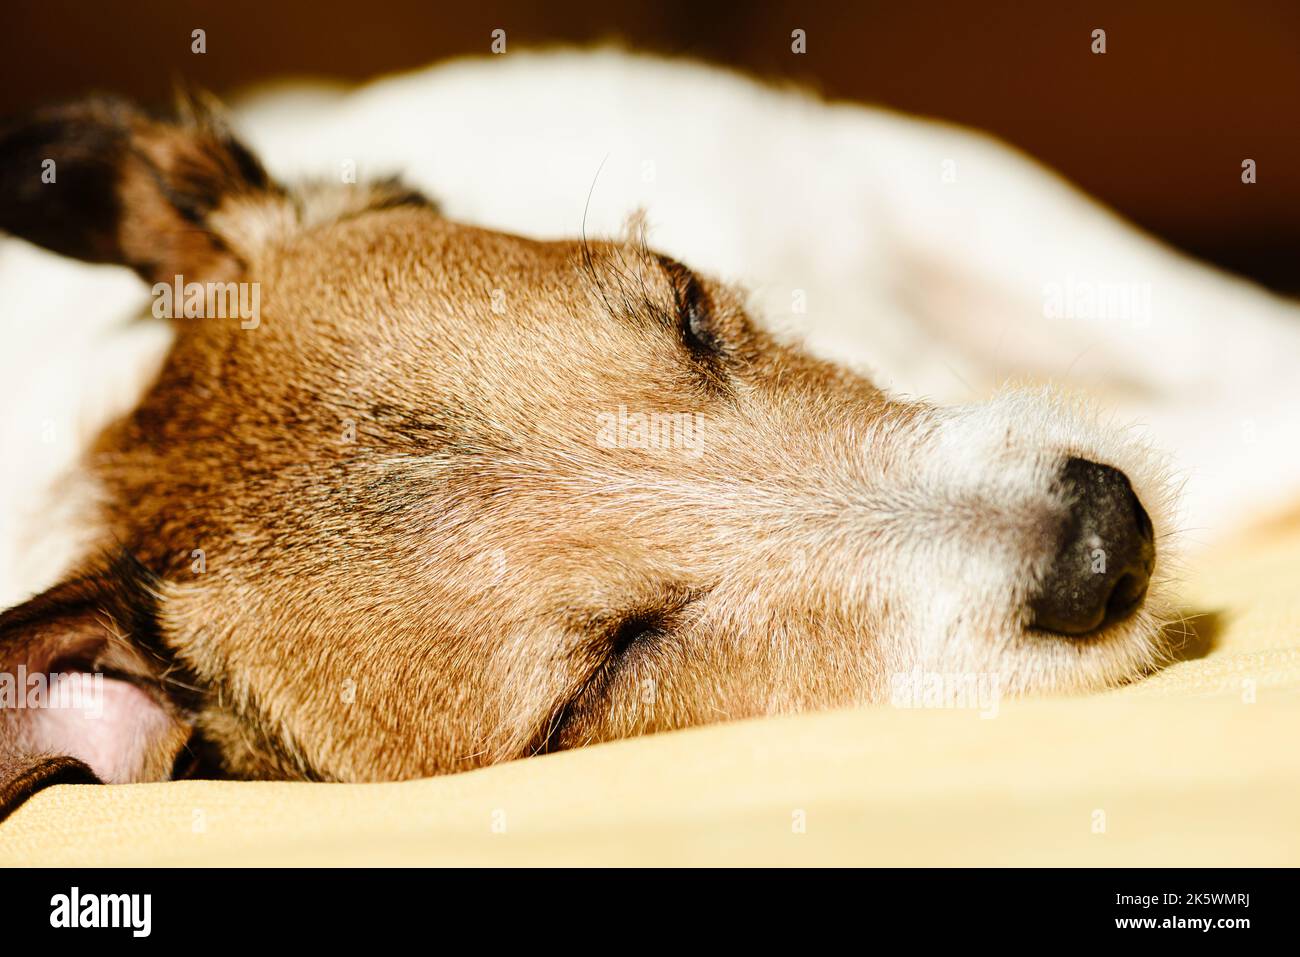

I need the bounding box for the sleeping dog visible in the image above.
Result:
[0,52,1294,819]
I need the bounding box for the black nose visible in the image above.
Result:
[1029,457,1155,636]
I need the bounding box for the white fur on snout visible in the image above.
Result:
[882,386,1181,697]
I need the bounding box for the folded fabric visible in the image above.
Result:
[3,521,1298,866]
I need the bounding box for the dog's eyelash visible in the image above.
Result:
[652,256,740,398]
[532,590,698,755]
[678,281,717,357]
[657,255,721,359]
[607,607,671,657]
[527,603,677,758]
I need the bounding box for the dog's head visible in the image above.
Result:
[0,98,1174,813]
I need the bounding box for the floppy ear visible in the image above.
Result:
[0,94,279,282]
[0,555,193,822]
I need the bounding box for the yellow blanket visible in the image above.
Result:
[3,523,1298,866]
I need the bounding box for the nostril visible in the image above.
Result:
[1129,486,1154,545]
[1028,457,1156,637]
[1104,572,1147,622]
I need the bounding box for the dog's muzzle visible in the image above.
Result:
[1029,457,1156,636]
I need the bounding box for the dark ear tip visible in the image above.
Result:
[0,95,142,144]
[0,754,102,824]
[0,97,136,265]
[0,91,277,276]
[366,174,439,212]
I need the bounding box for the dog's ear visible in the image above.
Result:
[0,94,279,282]
[0,555,192,822]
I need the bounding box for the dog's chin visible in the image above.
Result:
[892,584,1175,707]
[1013,594,1176,696]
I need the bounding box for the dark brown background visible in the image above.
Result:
[3,0,1297,291]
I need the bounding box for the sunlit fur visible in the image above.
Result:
[1,99,1176,790]
[100,197,1174,778]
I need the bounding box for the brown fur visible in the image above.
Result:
[101,206,909,780]
[0,96,1163,817]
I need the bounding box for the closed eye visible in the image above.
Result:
[656,255,721,358]
[528,587,701,757]
[600,587,698,662]
[654,255,736,398]
[608,607,670,657]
